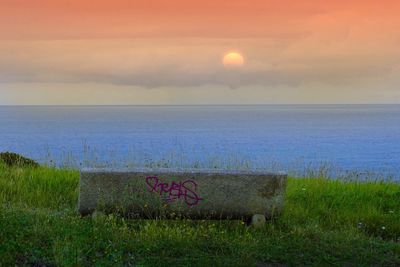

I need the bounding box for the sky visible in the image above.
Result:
[1,0,400,105]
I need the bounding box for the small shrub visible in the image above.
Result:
[0,152,39,168]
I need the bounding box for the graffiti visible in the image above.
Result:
[145,176,203,206]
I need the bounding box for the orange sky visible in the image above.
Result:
[2,0,399,39]
[1,0,400,104]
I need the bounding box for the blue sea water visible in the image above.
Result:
[1,105,400,179]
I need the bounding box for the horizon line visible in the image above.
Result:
[1,103,400,107]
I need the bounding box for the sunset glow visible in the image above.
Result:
[223,52,244,67]
[0,0,399,104]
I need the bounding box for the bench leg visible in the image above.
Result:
[247,214,266,228]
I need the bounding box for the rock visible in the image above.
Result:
[78,168,287,220]
[0,152,39,168]
[249,214,266,228]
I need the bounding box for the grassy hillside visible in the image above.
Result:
[0,163,399,266]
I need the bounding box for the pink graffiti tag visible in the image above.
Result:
[145,176,203,206]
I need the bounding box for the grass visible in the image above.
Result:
[0,163,399,266]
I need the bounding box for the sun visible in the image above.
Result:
[222,51,244,67]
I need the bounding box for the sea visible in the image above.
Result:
[1,105,399,180]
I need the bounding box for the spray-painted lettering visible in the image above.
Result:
[145,176,203,206]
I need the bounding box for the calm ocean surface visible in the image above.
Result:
[1,105,400,179]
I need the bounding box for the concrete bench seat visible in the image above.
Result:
[78,168,287,225]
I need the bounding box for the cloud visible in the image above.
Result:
[0,36,399,89]
[1,0,400,104]
[0,0,400,89]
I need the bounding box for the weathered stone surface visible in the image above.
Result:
[78,168,287,220]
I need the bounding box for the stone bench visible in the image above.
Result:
[78,168,287,226]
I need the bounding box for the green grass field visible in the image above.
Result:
[0,163,399,266]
